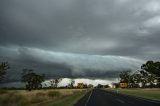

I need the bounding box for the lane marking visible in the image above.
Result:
[116,99,125,104]
[119,93,160,104]
[85,90,93,106]
[132,96,160,104]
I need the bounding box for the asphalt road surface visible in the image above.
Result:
[74,89,160,106]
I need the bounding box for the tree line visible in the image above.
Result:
[0,60,160,90]
[119,61,160,88]
[0,63,94,90]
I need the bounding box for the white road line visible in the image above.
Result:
[120,93,160,104]
[133,96,160,104]
[116,99,125,104]
[85,90,93,106]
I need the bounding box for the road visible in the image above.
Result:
[74,89,160,106]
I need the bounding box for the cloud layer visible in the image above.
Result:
[0,46,143,83]
[0,0,160,85]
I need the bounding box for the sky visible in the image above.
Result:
[0,0,160,87]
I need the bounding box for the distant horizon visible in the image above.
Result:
[0,78,118,88]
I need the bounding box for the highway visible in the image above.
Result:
[74,89,160,106]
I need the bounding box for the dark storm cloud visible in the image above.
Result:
[0,46,143,84]
[0,0,160,56]
[0,0,160,84]
[0,0,159,57]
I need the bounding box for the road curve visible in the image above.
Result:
[74,89,160,106]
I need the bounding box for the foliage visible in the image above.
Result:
[0,62,9,82]
[68,79,75,88]
[119,71,131,83]
[97,84,103,88]
[50,78,62,88]
[141,61,160,77]
[21,69,45,90]
[119,69,158,88]
[119,60,160,88]
[87,84,94,88]
[104,84,110,88]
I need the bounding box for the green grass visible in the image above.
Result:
[105,88,160,101]
[0,89,89,106]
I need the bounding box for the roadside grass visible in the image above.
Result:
[105,88,160,101]
[0,89,89,106]
[37,89,89,106]
[0,90,8,94]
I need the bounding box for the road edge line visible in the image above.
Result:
[85,90,93,106]
[116,92,160,104]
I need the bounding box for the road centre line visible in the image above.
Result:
[116,98,125,104]
[85,90,93,106]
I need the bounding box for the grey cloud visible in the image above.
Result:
[0,0,160,85]
[0,46,143,84]
[0,0,159,56]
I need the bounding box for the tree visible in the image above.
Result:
[141,61,160,77]
[141,61,160,87]
[69,79,75,88]
[119,70,141,88]
[119,71,131,83]
[129,70,156,88]
[50,78,62,88]
[97,84,103,88]
[104,84,110,88]
[139,70,157,88]
[21,69,45,91]
[88,84,94,88]
[139,70,149,88]
[54,78,62,88]
[0,62,9,82]
[111,83,119,88]
[130,73,141,88]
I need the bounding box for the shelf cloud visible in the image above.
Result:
[0,0,160,86]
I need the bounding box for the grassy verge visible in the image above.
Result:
[37,89,90,106]
[105,88,160,101]
[0,89,90,106]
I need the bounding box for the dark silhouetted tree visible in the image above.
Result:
[104,84,110,88]
[0,62,9,82]
[21,69,45,91]
[97,84,103,88]
[130,72,141,88]
[141,61,160,76]
[50,78,62,88]
[69,79,75,88]
[139,70,156,88]
[88,84,94,88]
[119,71,131,83]
[54,78,62,88]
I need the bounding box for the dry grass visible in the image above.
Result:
[0,89,87,106]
